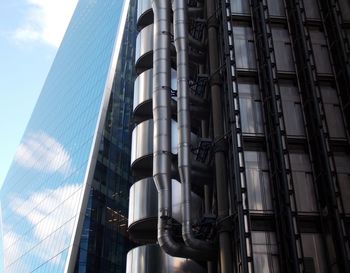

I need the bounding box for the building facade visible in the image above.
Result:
[128,0,350,273]
[1,0,135,272]
[2,0,350,273]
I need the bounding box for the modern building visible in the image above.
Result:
[1,0,136,272]
[2,0,350,273]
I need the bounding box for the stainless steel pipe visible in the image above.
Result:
[206,0,234,272]
[152,0,210,260]
[173,0,213,253]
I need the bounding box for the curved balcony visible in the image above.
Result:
[126,244,205,273]
[128,178,202,242]
[137,0,153,30]
[131,119,206,180]
[133,69,177,122]
[131,119,179,179]
[135,24,153,75]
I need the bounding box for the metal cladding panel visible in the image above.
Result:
[126,245,206,273]
[238,80,264,135]
[245,151,273,212]
[280,82,305,137]
[301,234,328,273]
[290,152,318,213]
[0,1,129,273]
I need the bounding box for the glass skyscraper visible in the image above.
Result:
[0,0,136,272]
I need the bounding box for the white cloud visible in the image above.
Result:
[4,183,82,271]
[14,0,78,47]
[14,131,73,175]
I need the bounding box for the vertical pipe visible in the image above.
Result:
[173,0,214,253]
[152,0,211,260]
[206,1,234,273]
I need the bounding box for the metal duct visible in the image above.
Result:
[126,245,206,273]
[206,0,234,272]
[172,0,213,253]
[152,0,210,260]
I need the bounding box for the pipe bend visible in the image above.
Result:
[172,0,214,254]
[152,0,213,261]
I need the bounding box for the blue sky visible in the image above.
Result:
[0,0,78,189]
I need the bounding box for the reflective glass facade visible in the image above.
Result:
[74,1,137,272]
[0,0,130,272]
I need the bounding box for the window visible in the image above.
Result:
[252,231,280,273]
[272,27,295,72]
[290,152,318,213]
[334,153,350,214]
[238,79,264,135]
[245,151,273,212]
[320,84,346,139]
[233,23,257,70]
[310,29,332,74]
[303,0,320,19]
[280,81,305,136]
[230,0,250,14]
[301,233,327,273]
[304,257,317,273]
